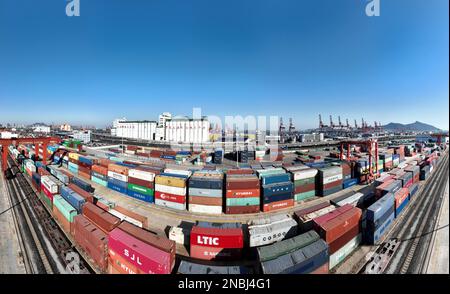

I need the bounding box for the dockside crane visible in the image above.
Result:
[338,116,342,128]
[319,114,325,129]
[330,115,334,128]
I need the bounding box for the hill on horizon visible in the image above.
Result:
[383,121,442,132]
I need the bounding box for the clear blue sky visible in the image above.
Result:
[0,0,448,129]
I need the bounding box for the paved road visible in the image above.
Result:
[425,179,449,274]
[0,172,26,273]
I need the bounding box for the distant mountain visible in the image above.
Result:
[383,121,441,132]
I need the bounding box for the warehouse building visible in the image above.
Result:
[71,130,91,143]
[165,117,210,143]
[112,119,158,141]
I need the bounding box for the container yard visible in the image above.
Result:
[0,135,448,276]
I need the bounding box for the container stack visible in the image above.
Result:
[258,168,294,212]
[313,204,362,269]
[107,163,129,196]
[258,231,329,274]
[60,186,87,213]
[380,153,393,171]
[317,166,343,196]
[294,202,335,232]
[82,202,121,234]
[394,145,405,161]
[213,148,224,164]
[127,167,159,203]
[108,222,176,274]
[155,170,190,210]
[392,154,400,168]
[248,214,298,247]
[78,155,97,181]
[40,176,59,210]
[285,165,317,202]
[190,222,244,261]
[394,188,409,217]
[408,183,419,199]
[364,193,395,245]
[52,195,78,237]
[374,179,402,200]
[188,170,224,215]
[225,169,260,214]
[91,164,108,187]
[420,165,431,180]
[73,215,108,272]
[404,165,420,184]
[255,146,266,161]
[68,152,79,174]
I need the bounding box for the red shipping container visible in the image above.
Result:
[226,169,254,175]
[189,244,242,261]
[189,196,223,206]
[225,188,260,198]
[262,199,294,212]
[295,183,316,194]
[313,204,353,227]
[226,179,260,189]
[53,204,72,236]
[108,228,173,274]
[394,188,409,208]
[108,249,145,274]
[68,183,94,203]
[328,223,359,254]
[82,202,121,233]
[114,206,148,229]
[92,165,108,176]
[108,164,129,175]
[78,171,91,180]
[225,205,260,214]
[99,158,113,168]
[78,162,92,170]
[41,184,54,202]
[316,207,362,244]
[155,191,186,204]
[294,202,331,220]
[128,176,154,189]
[190,226,243,248]
[321,180,343,190]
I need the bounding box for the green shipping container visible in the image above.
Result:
[92,176,108,187]
[127,183,154,196]
[294,178,315,186]
[294,190,316,202]
[53,195,78,222]
[257,230,321,262]
[258,169,286,178]
[226,197,260,206]
[39,191,53,210]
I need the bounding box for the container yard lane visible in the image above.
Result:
[0,169,26,273]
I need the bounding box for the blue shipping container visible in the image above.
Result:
[107,182,128,195]
[60,186,86,213]
[262,182,294,196]
[72,177,94,193]
[395,196,410,218]
[343,178,358,189]
[107,177,128,189]
[126,189,154,203]
[261,173,291,185]
[189,178,223,190]
[365,212,395,245]
[262,192,293,203]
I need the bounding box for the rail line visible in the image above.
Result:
[356,151,448,274]
[4,155,94,274]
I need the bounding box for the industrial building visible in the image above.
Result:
[111,119,158,141]
[165,117,210,143]
[70,130,92,143]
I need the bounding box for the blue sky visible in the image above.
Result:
[0,0,448,129]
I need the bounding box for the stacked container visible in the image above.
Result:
[78,155,97,180]
[317,166,343,196]
[108,222,176,274]
[155,170,190,210]
[420,165,431,180]
[82,202,121,234]
[73,215,108,271]
[380,153,393,171]
[364,193,395,245]
[190,222,244,261]
[394,188,409,217]
[91,164,108,187]
[68,152,79,174]
[392,154,400,168]
[40,176,59,209]
[127,166,160,203]
[313,204,362,269]
[258,231,329,274]
[107,163,129,195]
[285,166,317,202]
[375,179,402,200]
[188,170,223,214]
[255,146,266,162]
[60,186,87,214]
[294,202,335,232]
[53,195,78,237]
[258,169,294,212]
[404,165,420,184]
[225,169,260,214]
[248,214,298,247]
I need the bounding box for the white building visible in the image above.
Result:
[113,119,157,141]
[60,123,72,131]
[33,125,51,133]
[299,133,324,143]
[159,112,172,127]
[165,117,210,143]
[0,131,18,139]
[71,130,91,143]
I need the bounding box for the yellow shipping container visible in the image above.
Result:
[68,152,79,160]
[155,175,187,188]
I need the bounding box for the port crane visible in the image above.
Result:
[339,139,379,183]
[0,137,61,171]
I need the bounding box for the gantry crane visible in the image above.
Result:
[0,137,61,171]
[339,139,379,182]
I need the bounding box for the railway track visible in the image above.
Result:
[4,155,93,274]
[357,151,448,274]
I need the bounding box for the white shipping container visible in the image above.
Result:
[128,169,155,182]
[249,218,298,247]
[169,226,190,245]
[336,192,364,207]
[188,204,222,215]
[164,168,192,177]
[107,171,128,182]
[250,214,292,227]
[299,205,336,223]
[155,198,186,210]
[155,184,186,196]
[292,168,318,181]
[41,176,59,194]
[329,234,361,269]
[108,209,143,228]
[322,173,343,185]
